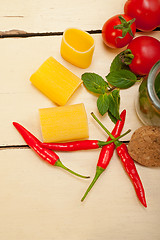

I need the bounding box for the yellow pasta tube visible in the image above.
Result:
[30,57,82,106]
[61,28,95,68]
[39,103,89,142]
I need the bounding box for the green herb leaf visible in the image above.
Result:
[97,93,109,116]
[155,72,160,99]
[112,89,120,106]
[139,77,147,94]
[108,89,120,121]
[110,51,130,72]
[81,72,109,94]
[106,69,137,89]
[108,111,118,124]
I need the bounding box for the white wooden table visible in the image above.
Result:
[0,1,160,239]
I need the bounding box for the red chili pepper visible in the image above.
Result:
[91,112,147,208]
[41,140,112,151]
[13,122,90,179]
[41,135,127,151]
[81,110,126,202]
[41,140,100,151]
[116,143,147,208]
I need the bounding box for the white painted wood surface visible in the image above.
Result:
[0,0,125,32]
[0,0,160,239]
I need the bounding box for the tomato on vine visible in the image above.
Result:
[102,14,136,48]
[124,0,160,32]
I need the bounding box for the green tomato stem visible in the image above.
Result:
[114,15,136,38]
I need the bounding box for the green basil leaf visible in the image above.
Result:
[108,89,120,121]
[106,70,137,89]
[81,72,109,94]
[97,93,109,116]
[110,51,130,72]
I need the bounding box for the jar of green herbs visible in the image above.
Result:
[136,61,160,126]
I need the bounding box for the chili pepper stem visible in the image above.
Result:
[91,112,130,144]
[91,113,126,148]
[98,129,131,147]
[54,159,90,179]
[91,112,117,140]
[81,166,105,201]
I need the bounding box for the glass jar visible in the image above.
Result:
[135,60,160,126]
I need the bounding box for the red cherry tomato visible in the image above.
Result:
[102,14,136,48]
[127,36,160,76]
[124,0,160,32]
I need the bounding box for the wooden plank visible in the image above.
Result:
[1,31,160,146]
[0,0,125,32]
[0,0,159,239]
[0,147,160,240]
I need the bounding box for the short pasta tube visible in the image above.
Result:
[39,103,89,142]
[30,57,82,105]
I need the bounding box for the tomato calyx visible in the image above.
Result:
[114,16,136,39]
[119,49,134,65]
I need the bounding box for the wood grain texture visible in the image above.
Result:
[0,148,160,240]
[0,34,137,145]
[0,0,160,239]
[1,31,160,146]
[0,0,125,32]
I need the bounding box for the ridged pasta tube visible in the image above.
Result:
[30,57,82,105]
[39,103,89,142]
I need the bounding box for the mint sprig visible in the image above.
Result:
[97,89,121,123]
[106,69,137,89]
[81,72,109,94]
[107,49,138,88]
[81,49,142,123]
[82,73,120,122]
[97,93,109,116]
[108,89,120,119]
[110,50,132,71]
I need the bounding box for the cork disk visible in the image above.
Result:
[128,126,160,167]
